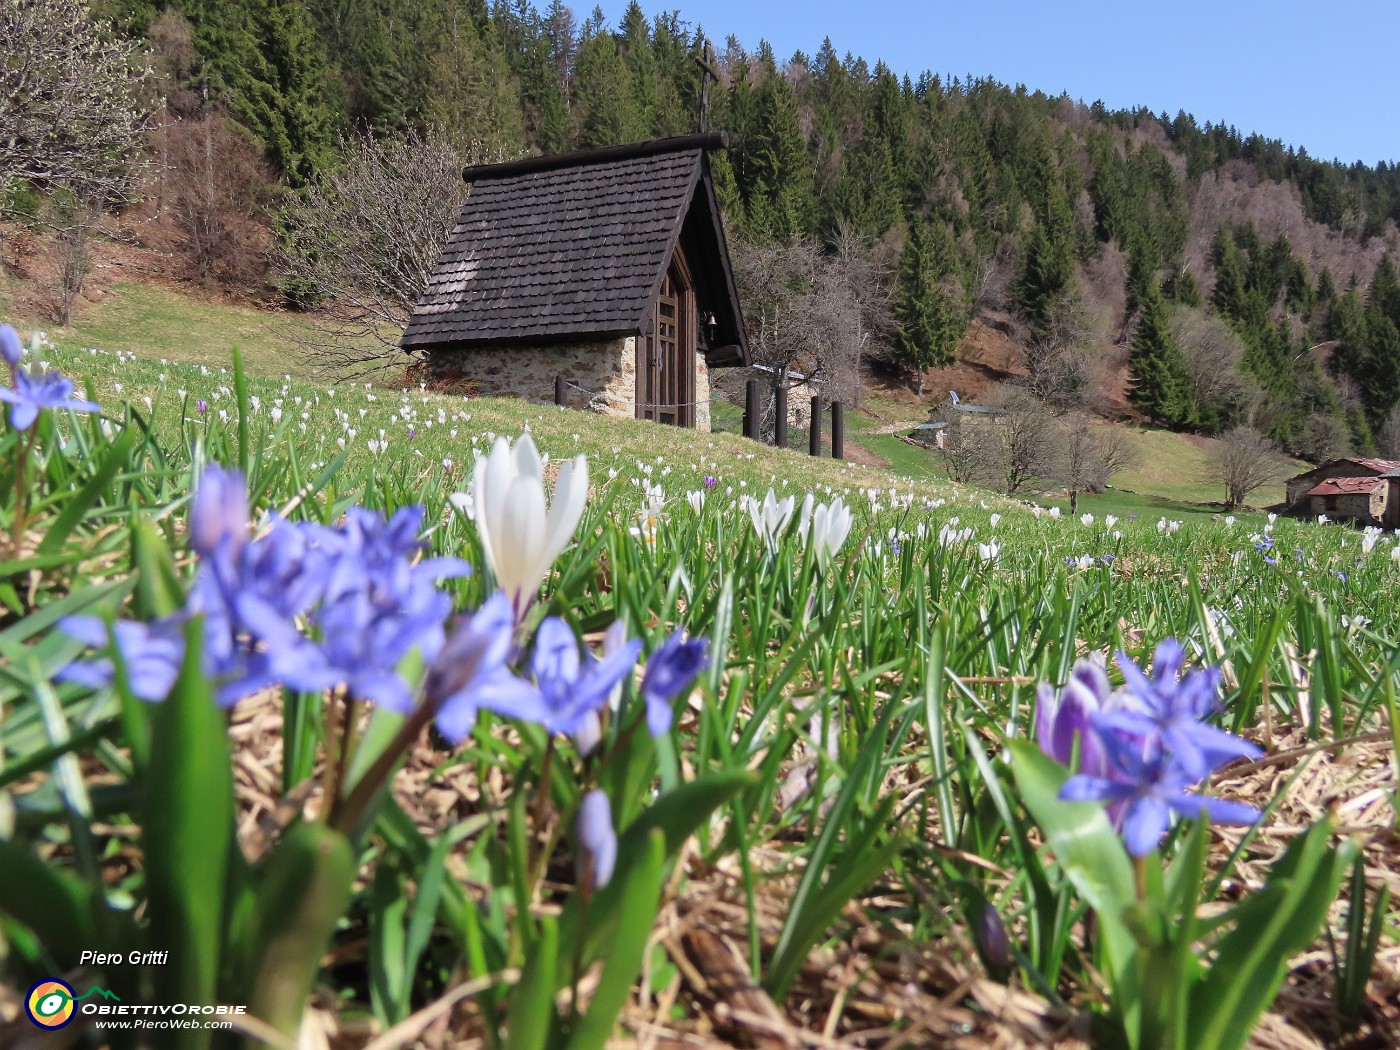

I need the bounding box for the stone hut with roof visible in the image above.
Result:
[1283,457,1400,527]
[402,133,749,431]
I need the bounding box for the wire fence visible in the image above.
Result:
[555,377,833,455]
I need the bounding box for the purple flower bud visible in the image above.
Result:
[976,903,1011,970]
[703,475,717,489]
[576,788,617,893]
[0,324,23,367]
[190,465,249,561]
[197,399,208,414]
[640,630,709,736]
[1034,659,1111,777]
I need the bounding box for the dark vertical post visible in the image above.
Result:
[809,395,823,457]
[774,385,788,448]
[555,375,568,408]
[744,378,760,440]
[831,401,844,460]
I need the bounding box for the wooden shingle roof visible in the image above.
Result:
[402,134,748,364]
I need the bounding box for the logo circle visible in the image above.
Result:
[26,979,76,1029]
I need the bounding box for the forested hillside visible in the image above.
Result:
[10,0,1400,458]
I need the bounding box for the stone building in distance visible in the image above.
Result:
[1284,457,1400,527]
[402,133,748,431]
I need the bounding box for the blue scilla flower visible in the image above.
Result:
[0,366,99,430]
[57,616,186,702]
[1099,640,1261,780]
[640,630,709,736]
[526,616,641,739]
[1060,727,1260,857]
[244,506,467,708]
[429,593,540,744]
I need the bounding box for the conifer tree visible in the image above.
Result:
[894,221,964,395]
[1325,288,1368,381]
[1210,226,1248,321]
[1369,255,1400,328]
[1361,312,1400,424]
[425,9,526,156]
[181,0,334,181]
[573,31,646,146]
[1014,188,1074,332]
[745,74,813,241]
[1128,282,1192,425]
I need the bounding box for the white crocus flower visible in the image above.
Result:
[448,490,475,520]
[749,487,795,552]
[989,513,1001,528]
[1080,513,1094,526]
[1361,526,1382,554]
[686,490,705,514]
[977,541,999,562]
[798,495,853,567]
[1047,507,1061,520]
[630,484,665,550]
[1104,515,1118,528]
[469,433,587,619]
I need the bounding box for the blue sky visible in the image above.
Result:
[601,1,1399,165]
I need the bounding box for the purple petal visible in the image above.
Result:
[1120,795,1171,856]
[1059,774,1134,804]
[58,615,110,648]
[56,659,116,690]
[348,671,413,712]
[1164,793,1260,827]
[532,617,581,684]
[10,400,38,431]
[1150,640,1186,684]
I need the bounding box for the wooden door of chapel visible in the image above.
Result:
[638,248,696,427]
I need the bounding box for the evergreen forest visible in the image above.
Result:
[39,0,1400,454]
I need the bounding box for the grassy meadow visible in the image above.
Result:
[0,301,1396,1049]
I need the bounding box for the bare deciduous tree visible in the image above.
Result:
[1053,413,1138,514]
[278,130,497,375]
[1379,404,1400,459]
[933,405,994,486]
[964,386,1057,496]
[0,0,151,204]
[1206,426,1287,510]
[1023,289,1103,410]
[1169,305,1255,426]
[165,114,271,286]
[1296,412,1351,464]
[54,210,93,325]
[731,228,889,427]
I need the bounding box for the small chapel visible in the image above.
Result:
[401,132,750,431]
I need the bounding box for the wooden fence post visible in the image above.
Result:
[831,401,844,460]
[744,378,761,440]
[774,385,788,448]
[555,376,568,407]
[809,395,823,457]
